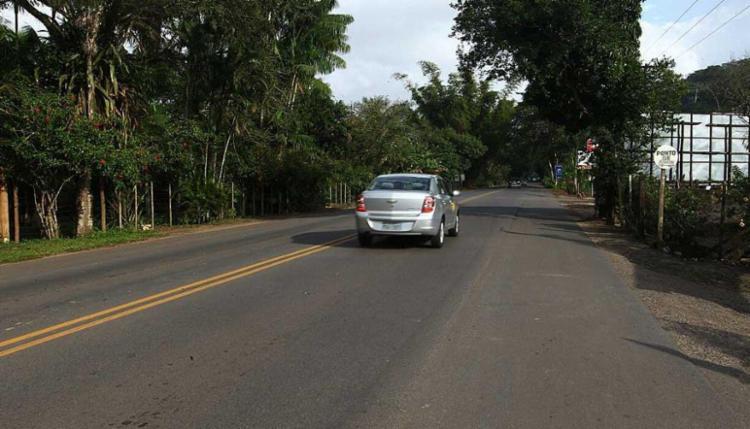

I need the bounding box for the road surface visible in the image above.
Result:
[0,188,744,428]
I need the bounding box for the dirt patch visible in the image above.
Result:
[557,193,750,423]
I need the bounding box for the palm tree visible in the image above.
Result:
[10,0,167,235]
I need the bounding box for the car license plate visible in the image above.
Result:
[381,222,402,231]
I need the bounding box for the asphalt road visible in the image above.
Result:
[0,188,745,428]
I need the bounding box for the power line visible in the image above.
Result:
[660,0,728,56]
[645,0,702,54]
[678,3,750,57]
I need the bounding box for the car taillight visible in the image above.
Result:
[422,196,435,213]
[356,195,367,212]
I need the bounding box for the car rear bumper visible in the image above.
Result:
[355,212,440,236]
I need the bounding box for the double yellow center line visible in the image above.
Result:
[0,191,496,359]
[459,190,498,205]
[0,234,355,358]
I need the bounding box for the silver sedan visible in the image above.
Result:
[354,174,460,248]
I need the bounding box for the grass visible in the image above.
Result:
[0,229,164,265]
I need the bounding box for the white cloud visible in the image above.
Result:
[322,0,461,103]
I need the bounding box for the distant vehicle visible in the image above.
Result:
[355,174,460,248]
[509,179,523,188]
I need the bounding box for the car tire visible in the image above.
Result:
[358,233,372,247]
[448,213,459,237]
[430,220,445,248]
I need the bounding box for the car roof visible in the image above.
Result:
[375,173,436,179]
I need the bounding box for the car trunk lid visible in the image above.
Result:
[364,190,427,218]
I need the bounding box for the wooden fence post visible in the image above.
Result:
[657,169,666,246]
[134,185,139,229]
[168,183,173,227]
[100,180,107,232]
[13,183,20,242]
[118,190,123,229]
[150,181,155,229]
[0,174,10,243]
[639,176,646,237]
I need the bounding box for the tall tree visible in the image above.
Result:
[453,0,683,219]
[10,0,166,235]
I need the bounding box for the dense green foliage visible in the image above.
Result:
[0,1,518,239]
[453,0,686,220]
[682,58,750,116]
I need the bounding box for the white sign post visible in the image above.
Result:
[654,145,677,245]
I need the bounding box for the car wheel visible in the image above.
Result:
[358,233,372,247]
[448,213,459,237]
[430,220,445,248]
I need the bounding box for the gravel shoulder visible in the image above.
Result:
[556,192,750,424]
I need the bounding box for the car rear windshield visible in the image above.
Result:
[368,176,431,192]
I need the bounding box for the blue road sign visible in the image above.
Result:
[555,164,564,179]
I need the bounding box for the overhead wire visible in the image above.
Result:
[659,0,728,56]
[644,0,702,54]
[678,3,750,57]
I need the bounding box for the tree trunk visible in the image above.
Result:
[75,6,101,237]
[33,189,61,240]
[76,171,94,236]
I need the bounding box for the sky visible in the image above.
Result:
[323,0,750,103]
[3,1,749,103]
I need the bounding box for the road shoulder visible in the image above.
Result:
[557,192,750,425]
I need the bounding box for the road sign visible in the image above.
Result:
[586,138,598,153]
[554,164,564,179]
[577,151,593,170]
[654,145,678,170]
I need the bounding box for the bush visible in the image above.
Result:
[664,186,712,254]
[639,177,713,256]
[178,180,230,224]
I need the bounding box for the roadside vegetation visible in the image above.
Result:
[0,1,520,244]
[0,1,747,262]
[453,0,749,261]
[0,229,160,264]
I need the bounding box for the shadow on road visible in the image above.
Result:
[625,338,750,384]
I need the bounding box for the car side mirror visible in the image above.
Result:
[452,190,461,197]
